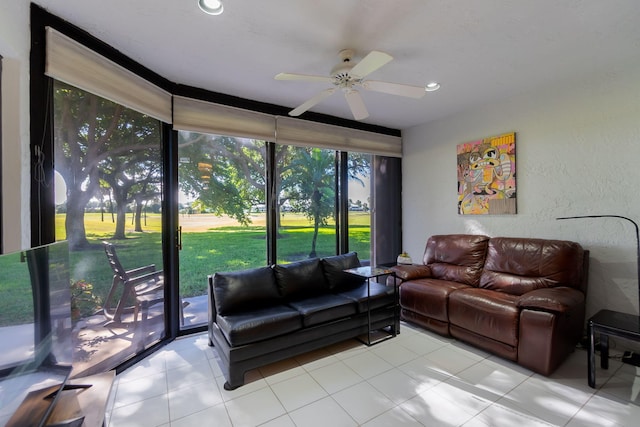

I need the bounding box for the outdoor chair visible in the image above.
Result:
[103,242,189,328]
[102,241,165,326]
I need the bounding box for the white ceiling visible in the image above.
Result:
[35,0,640,130]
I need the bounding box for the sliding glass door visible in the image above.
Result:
[31,9,402,378]
[52,81,165,375]
[177,131,267,328]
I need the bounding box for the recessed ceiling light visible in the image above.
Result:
[199,0,224,15]
[425,82,440,92]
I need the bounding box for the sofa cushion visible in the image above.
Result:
[287,294,357,327]
[213,266,280,315]
[216,305,302,346]
[321,252,364,291]
[480,237,585,295]
[423,234,489,286]
[337,281,395,312]
[274,258,328,299]
[448,288,520,347]
[400,278,470,322]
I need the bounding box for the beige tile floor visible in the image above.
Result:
[106,322,640,426]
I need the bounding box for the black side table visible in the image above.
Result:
[344,266,398,346]
[588,309,640,388]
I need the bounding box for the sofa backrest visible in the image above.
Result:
[479,237,586,295]
[423,234,490,286]
[321,252,364,291]
[273,257,328,300]
[212,266,281,315]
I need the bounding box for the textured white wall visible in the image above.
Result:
[402,61,640,322]
[1,0,31,251]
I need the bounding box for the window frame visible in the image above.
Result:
[29,3,403,361]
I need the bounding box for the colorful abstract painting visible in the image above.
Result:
[457,132,516,215]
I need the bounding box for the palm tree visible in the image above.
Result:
[288,148,336,258]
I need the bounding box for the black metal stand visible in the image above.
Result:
[344,266,398,346]
[588,309,640,388]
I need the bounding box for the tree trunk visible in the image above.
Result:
[309,189,321,258]
[65,194,91,250]
[309,216,320,258]
[113,203,127,239]
[134,201,143,232]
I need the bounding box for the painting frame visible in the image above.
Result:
[457,132,516,215]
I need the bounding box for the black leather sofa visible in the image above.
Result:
[208,252,398,390]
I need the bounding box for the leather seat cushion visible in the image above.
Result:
[216,305,302,346]
[337,281,395,312]
[400,278,470,322]
[449,288,520,346]
[288,294,357,327]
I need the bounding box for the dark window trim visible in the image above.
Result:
[30,3,401,248]
[266,142,278,265]
[30,3,400,139]
[0,53,3,253]
[29,4,402,349]
[339,152,349,254]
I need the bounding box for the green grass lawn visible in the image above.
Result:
[0,251,37,325]
[0,212,367,323]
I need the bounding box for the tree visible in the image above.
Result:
[287,147,336,258]
[178,133,266,225]
[53,82,162,249]
[98,111,161,239]
[100,154,161,239]
[177,133,372,257]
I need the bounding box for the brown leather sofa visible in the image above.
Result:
[390,234,589,375]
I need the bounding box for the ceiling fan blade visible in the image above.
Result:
[275,73,333,83]
[349,51,393,79]
[344,90,369,121]
[289,88,336,116]
[362,80,426,98]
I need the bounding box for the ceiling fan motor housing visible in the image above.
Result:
[331,49,358,88]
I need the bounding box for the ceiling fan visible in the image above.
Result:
[275,49,427,121]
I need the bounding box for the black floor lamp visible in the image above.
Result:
[556,215,640,314]
[557,215,640,382]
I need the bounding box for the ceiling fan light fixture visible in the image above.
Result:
[198,0,224,15]
[425,82,441,92]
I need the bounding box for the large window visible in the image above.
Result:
[175,140,380,330]
[52,81,165,376]
[177,131,267,327]
[31,6,402,369]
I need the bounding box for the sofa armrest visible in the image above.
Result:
[517,287,585,314]
[390,264,432,281]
